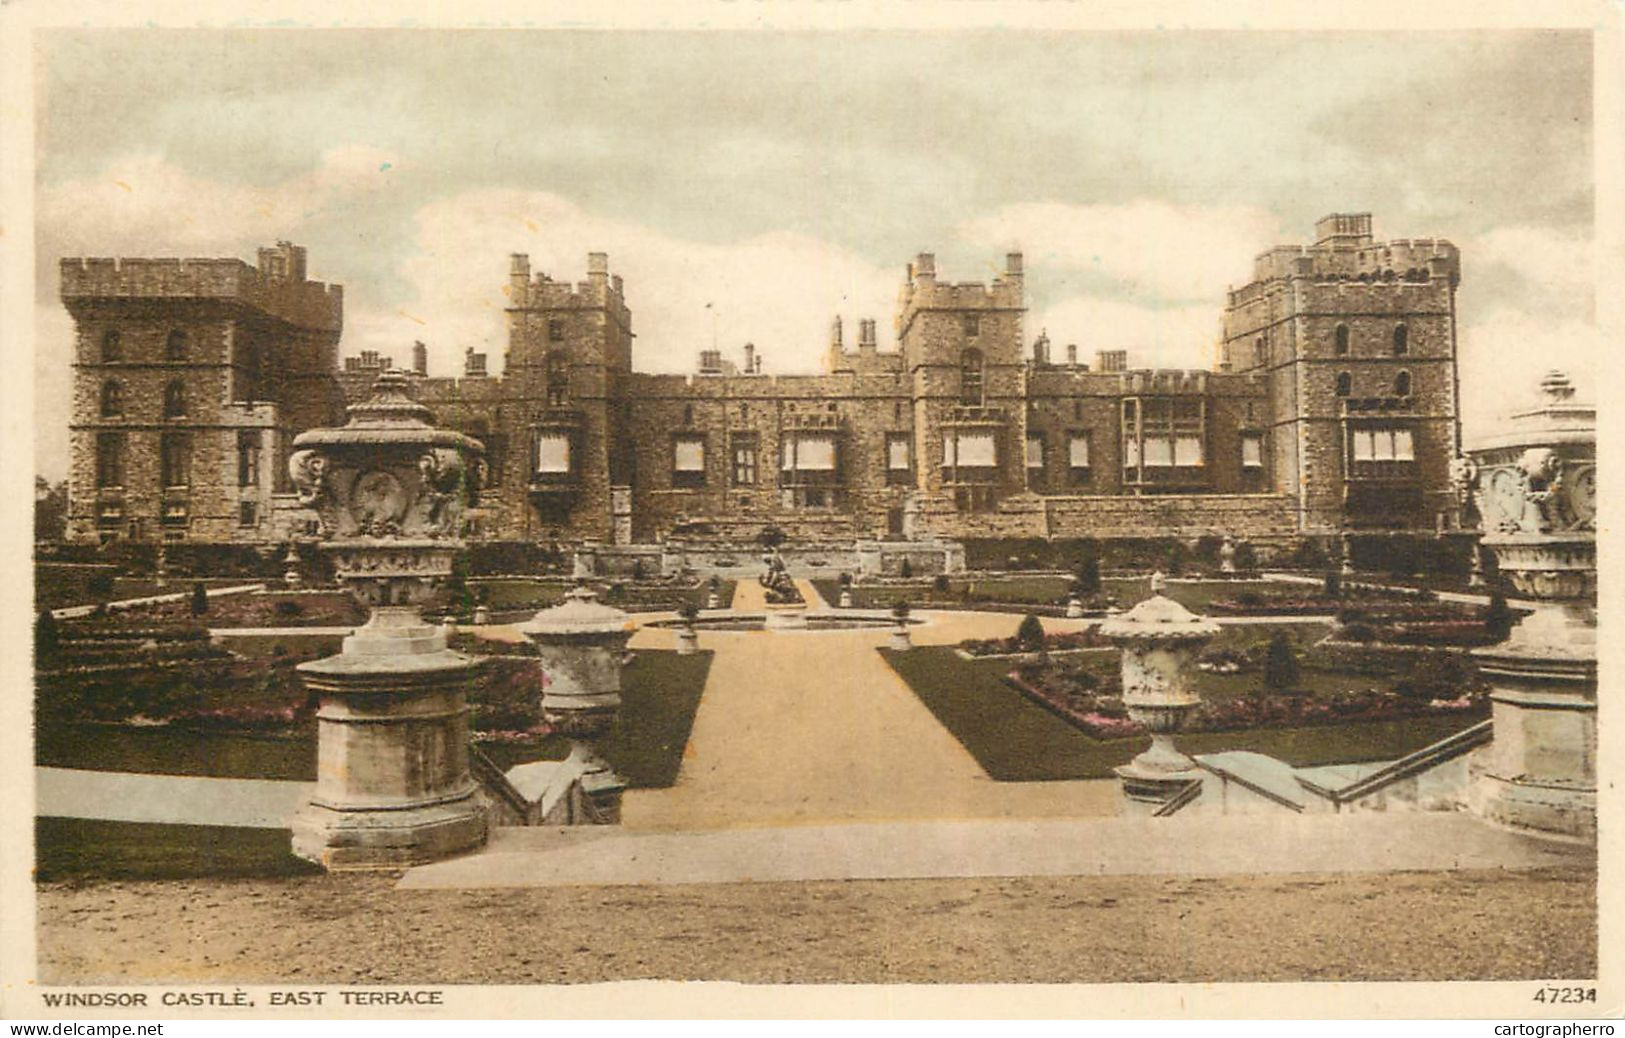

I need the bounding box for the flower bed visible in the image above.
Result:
[958,628,1114,658]
[75,590,369,629]
[1007,645,1487,740]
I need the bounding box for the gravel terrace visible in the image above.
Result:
[36,865,1594,985]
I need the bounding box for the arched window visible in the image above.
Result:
[163,380,187,418]
[1334,324,1350,356]
[101,330,121,362]
[99,380,122,417]
[545,351,569,406]
[959,348,984,407]
[1395,370,1412,397]
[1393,323,1408,355]
[1335,372,1352,398]
[683,404,694,425]
[166,329,188,361]
[1254,336,1267,366]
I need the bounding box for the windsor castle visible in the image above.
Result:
[60,213,1463,551]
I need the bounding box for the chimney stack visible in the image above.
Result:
[587,252,609,283]
[1006,251,1024,277]
[859,318,877,352]
[914,253,936,281]
[744,342,756,373]
[1066,343,1078,366]
[412,341,428,376]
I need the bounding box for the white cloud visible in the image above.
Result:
[1458,307,1598,441]
[956,200,1286,303]
[1029,296,1221,371]
[360,188,901,380]
[1467,225,1593,313]
[36,146,402,263]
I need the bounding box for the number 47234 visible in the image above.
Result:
[1533,987,1596,1003]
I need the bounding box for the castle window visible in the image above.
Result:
[533,430,572,475]
[959,348,984,407]
[236,431,261,487]
[95,432,124,487]
[683,404,694,426]
[963,314,980,338]
[548,319,565,342]
[1068,433,1092,484]
[1025,434,1044,470]
[886,433,912,484]
[1334,324,1349,356]
[1395,370,1412,397]
[941,429,996,473]
[545,352,569,406]
[99,329,121,363]
[159,432,191,489]
[1393,324,1409,355]
[238,501,258,528]
[1254,336,1266,367]
[731,435,758,486]
[893,402,903,421]
[1122,397,1206,487]
[99,380,123,418]
[781,432,838,477]
[163,380,187,418]
[166,329,189,361]
[740,403,748,421]
[1350,426,1416,465]
[1335,372,1352,397]
[1242,433,1264,469]
[672,435,706,488]
[1074,400,1084,421]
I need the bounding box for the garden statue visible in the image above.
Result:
[1218,535,1237,575]
[282,543,302,589]
[287,370,488,869]
[706,575,722,610]
[1099,572,1219,812]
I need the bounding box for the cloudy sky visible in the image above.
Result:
[33,28,1595,480]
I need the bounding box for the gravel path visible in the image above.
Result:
[37,865,1595,985]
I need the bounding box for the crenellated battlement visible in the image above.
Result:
[506,252,632,329]
[896,251,1025,335]
[1238,233,1459,300]
[60,250,343,332]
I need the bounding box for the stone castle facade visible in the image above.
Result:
[63,213,1462,548]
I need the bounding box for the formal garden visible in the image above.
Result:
[881,596,1498,783]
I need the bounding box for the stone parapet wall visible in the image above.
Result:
[913,492,1297,542]
[61,257,342,332]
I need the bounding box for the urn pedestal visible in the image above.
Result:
[1100,578,1220,813]
[518,585,633,825]
[1459,370,1596,843]
[284,371,490,869]
[291,608,487,868]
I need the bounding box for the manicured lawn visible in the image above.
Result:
[213,632,346,659]
[33,649,712,790]
[814,576,1071,610]
[815,576,1342,615]
[882,646,1479,782]
[470,579,735,615]
[34,817,319,882]
[36,572,250,611]
[36,724,316,780]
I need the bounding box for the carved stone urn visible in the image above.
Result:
[1456,370,1596,841]
[1099,572,1220,811]
[517,584,634,824]
[287,370,489,869]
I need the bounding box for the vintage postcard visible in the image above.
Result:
[1,0,1618,1021]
